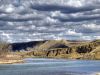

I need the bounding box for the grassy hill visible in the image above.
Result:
[24,39,100,60]
[0,39,100,60]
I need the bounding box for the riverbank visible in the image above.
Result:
[0,53,24,64]
[0,59,23,64]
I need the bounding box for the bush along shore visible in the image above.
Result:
[0,53,24,64]
[0,42,23,64]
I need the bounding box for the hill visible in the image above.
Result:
[24,39,100,60]
[0,40,99,60]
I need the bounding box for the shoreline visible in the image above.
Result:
[0,53,24,64]
[0,59,24,64]
[0,58,99,75]
[0,54,24,64]
[0,57,100,64]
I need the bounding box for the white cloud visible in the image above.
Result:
[94,36,100,39]
[45,17,57,23]
[1,32,13,42]
[7,22,14,26]
[16,25,36,30]
[51,11,64,17]
[66,0,84,7]
[80,35,100,40]
[5,4,15,13]
[36,26,47,30]
[81,36,92,40]
[82,23,100,30]
[66,29,82,36]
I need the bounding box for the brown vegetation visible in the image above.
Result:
[24,39,100,60]
[0,41,23,64]
[0,42,11,57]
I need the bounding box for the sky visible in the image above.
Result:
[0,0,100,43]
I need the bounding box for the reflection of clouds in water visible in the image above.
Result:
[0,0,100,43]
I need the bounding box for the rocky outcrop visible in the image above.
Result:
[25,40,100,60]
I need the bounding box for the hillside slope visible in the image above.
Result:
[25,40,100,60]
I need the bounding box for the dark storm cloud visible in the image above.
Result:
[55,15,100,22]
[30,4,95,13]
[0,16,42,22]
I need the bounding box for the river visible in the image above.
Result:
[0,58,100,75]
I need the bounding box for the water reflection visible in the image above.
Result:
[0,58,100,75]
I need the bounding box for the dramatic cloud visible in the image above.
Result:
[0,0,100,43]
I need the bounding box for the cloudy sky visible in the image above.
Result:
[0,0,100,43]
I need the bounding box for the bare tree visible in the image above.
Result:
[0,42,11,57]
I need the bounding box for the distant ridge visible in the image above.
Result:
[10,41,46,51]
[9,39,90,51]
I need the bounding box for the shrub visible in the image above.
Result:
[0,42,11,57]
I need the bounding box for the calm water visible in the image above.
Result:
[0,58,100,75]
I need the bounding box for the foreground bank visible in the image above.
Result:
[0,53,24,64]
[0,59,23,64]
